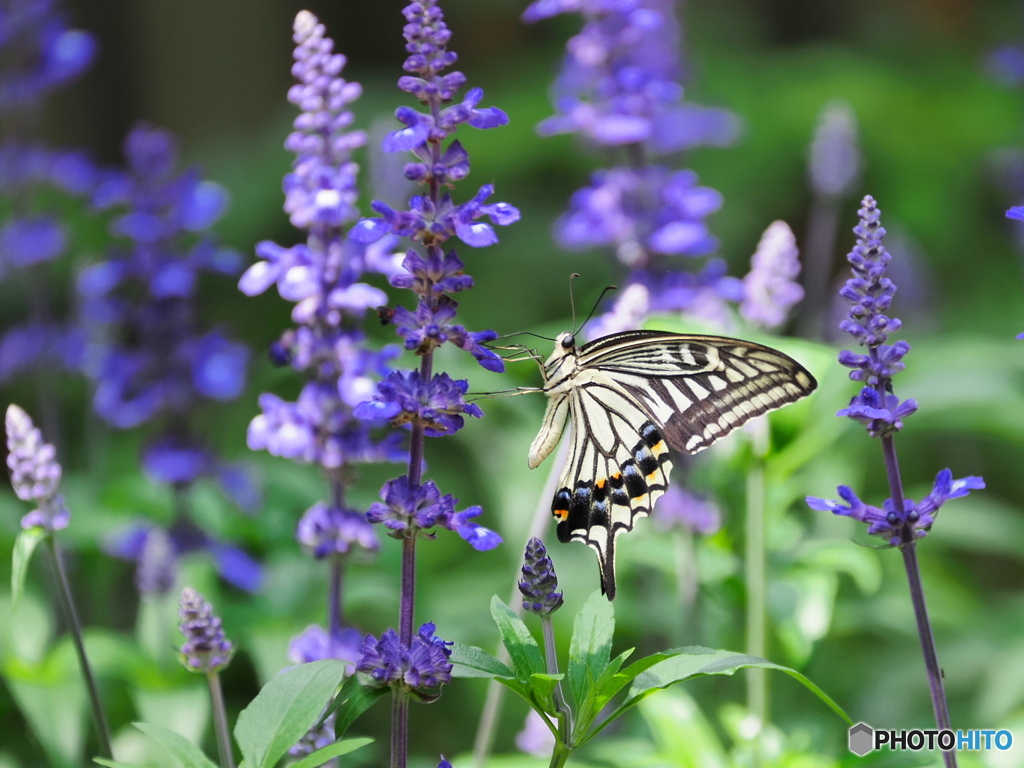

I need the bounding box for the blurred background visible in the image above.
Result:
[4,0,1024,766]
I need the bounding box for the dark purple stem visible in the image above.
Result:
[328,557,343,635]
[880,436,956,768]
[390,689,409,768]
[328,470,345,634]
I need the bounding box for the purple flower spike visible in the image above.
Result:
[6,404,69,532]
[178,587,233,673]
[357,622,453,702]
[519,538,563,615]
[834,196,916,436]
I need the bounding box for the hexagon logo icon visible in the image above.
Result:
[848,722,874,756]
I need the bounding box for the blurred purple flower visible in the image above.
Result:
[297,502,379,558]
[741,220,803,330]
[0,323,86,383]
[6,404,68,531]
[82,124,249,440]
[516,710,556,757]
[525,0,737,153]
[178,587,233,673]
[808,102,860,199]
[556,166,721,263]
[652,485,721,535]
[289,624,364,670]
[107,522,263,593]
[0,0,95,114]
[135,527,177,596]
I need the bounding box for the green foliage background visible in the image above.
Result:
[2,1,1024,766]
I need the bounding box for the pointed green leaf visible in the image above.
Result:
[234,659,348,768]
[286,737,373,768]
[449,642,515,679]
[567,591,614,723]
[325,673,388,738]
[93,759,151,768]
[579,649,849,746]
[490,596,545,681]
[134,721,219,768]
[12,527,46,606]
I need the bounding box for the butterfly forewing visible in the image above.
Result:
[536,330,817,600]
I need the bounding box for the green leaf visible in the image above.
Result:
[579,649,849,746]
[234,659,348,768]
[449,642,515,679]
[489,596,545,681]
[93,759,152,768]
[323,672,388,738]
[12,527,46,606]
[528,672,562,713]
[286,737,373,768]
[567,591,614,724]
[4,658,87,768]
[134,721,219,768]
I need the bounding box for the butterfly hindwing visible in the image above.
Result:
[551,380,673,599]
[536,329,817,600]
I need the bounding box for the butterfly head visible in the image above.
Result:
[558,332,576,350]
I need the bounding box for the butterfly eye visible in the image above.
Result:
[561,334,576,349]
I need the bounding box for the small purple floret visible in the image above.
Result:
[807,470,984,546]
[357,621,453,702]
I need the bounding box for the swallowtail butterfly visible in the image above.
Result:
[528,330,817,599]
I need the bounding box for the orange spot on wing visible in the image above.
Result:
[552,508,568,521]
[595,478,606,489]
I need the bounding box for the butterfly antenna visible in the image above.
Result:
[488,331,556,344]
[574,283,618,335]
[568,273,582,332]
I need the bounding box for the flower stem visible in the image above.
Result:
[881,437,956,768]
[45,536,114,760]
[745,448,768,764]
[391,351,432,768]
[901,543,955,767]
[541,615,571,740]
[390,690,409,768]
[328,557,344,636]
[206,671,236,768]
[327,470,346,635]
